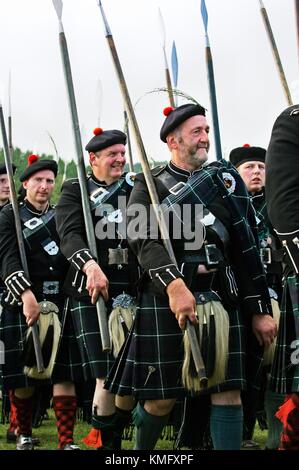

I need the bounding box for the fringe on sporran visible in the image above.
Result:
[263,297,281,366]
[182,301,229,392]
[108,294,136,358]
[24,304,61,380]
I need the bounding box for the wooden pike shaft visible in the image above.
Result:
[124,110,134,172]
[259,2,293,105]
[165,65,175,108]
[57,30,110,353]
[0,105,44,373]
[205,44,222,160]
[8,116,12,155]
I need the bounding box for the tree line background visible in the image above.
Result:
[0,147,167,204]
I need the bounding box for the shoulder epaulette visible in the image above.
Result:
[61,178,80,189]
[151,165,167,177]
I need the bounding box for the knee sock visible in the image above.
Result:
[113,407,132,449]
[86,413,117,449]
[53,395,77,449]
[8,390,18,434]
[83,407,132,450]
[264,390,284,449]
[276,394,299,450]
[210,404,243,450]
[11,394,33,436]
[133,402,170,450]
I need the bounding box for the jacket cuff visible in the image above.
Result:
[148,264,183,293]
[69,249,95,271]
[4,271,32,300]
[242,295,272,317]
[275,229,299,274]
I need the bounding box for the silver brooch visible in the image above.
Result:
[222,172,236,194]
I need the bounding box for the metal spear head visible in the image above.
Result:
[97,0,112,36]
[52,0,63,20]
[158,7,166,49]
[201,0,209,32]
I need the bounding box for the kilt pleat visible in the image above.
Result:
[269,274,299,393]
[0,296,64,390]
[105,289,257,399]
[0,306,30,390]
[52,297,115,383]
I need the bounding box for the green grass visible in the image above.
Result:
[0,410,267,450]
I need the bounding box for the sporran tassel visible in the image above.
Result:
[182,300,229,392]
[108,294,136,358]
[24,302,61,379]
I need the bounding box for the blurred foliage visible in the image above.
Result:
[0,147,167,204]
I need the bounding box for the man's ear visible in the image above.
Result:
[167,134,178,150]
[23,180,28,190]
[89,152,96,166]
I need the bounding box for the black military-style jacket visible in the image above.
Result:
[0,200,69,303]
[55,172,139,300]
[127,159,271,318]
[266,105,299,276]
[251,190,283,293]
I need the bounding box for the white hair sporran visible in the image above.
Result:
[182,299,229,392]
[24,301,61,380]
[108,294,136,358]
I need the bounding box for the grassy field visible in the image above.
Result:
[0,410,267,451]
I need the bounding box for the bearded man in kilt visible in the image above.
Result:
[105,104,277,450]
[230,145,284,449]
[55,128,139,450]
[0,156,74,450]
[266,104,299,450]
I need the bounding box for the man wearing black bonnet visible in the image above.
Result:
[230,145,284,449]
[105,103,277,450]
[55,127,139,450]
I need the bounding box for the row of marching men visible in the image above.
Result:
[0,102,296,450]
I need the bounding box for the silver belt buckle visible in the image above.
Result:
[43,281,59,295]
[204,244,219,266]
[108,247,129,265]
[260,247,271,264]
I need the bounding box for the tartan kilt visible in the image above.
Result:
[0,297,65,390]
[269,274,299,393]
[52,297,115,383]
[105,288,262,400]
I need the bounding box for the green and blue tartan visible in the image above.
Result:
[269,274,299,393]
[105,159,268,400]
[0,297,65,390]
[52,298,114,383]
[106,287,263,400]
[52,266,134,383]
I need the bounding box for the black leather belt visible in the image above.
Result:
[179,244,224,267]
[260,247,284,265]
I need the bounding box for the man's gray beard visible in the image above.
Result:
[189,149,208,168]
